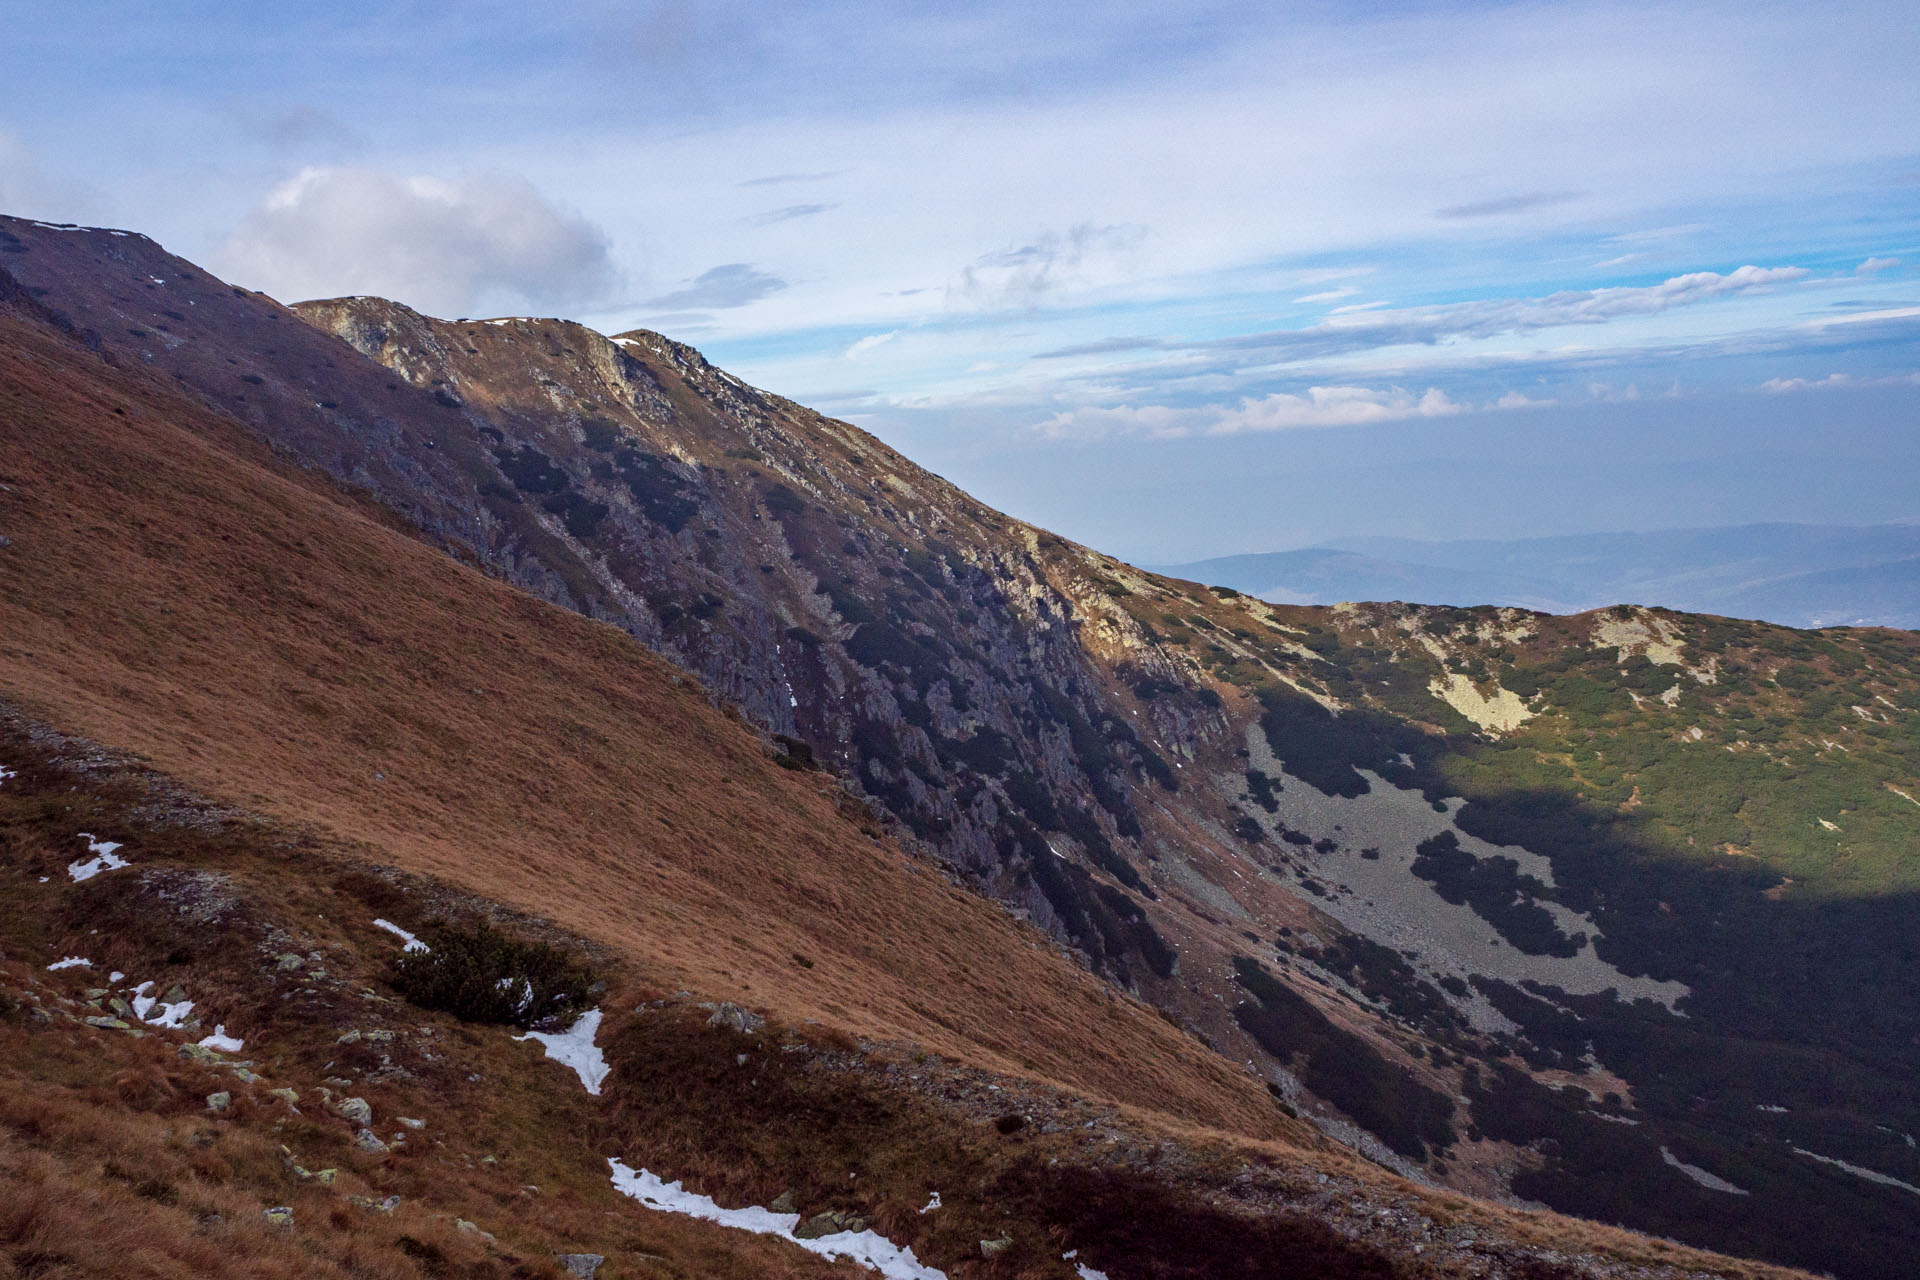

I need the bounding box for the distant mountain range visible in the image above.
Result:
[1150,523,1920,629]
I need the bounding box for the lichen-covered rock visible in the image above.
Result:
[706,1002,764,1035]
[794,1210,867,1239]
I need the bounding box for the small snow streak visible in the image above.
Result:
[198,1025,244,1052]
[127,979,195,1028]
[1661,1146,1749,1195]
[1794,1147,1920,1196]
[374,918,430,952]
[47,956,91,971]
[515,1008,611,1095]
[68,833,130,881]
[609,1159,947,1280]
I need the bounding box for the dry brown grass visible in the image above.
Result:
[0,305,1285,1142]
[0,699,1813,1280]
[0,1039,868,1280]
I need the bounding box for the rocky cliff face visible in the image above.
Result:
[290,296,1225,994]
[9,214,1920,1280]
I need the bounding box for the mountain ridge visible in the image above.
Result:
[0,221,1803,1280]
[5,213,1920,1279]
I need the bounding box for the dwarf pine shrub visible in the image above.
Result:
[391,920,594,1029]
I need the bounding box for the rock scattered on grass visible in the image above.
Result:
[706,1002,764,1034]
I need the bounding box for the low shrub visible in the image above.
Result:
[391,920,595,1029]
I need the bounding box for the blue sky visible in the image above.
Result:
[3,0,1917,559]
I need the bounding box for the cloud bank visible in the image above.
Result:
[213,166,617,317]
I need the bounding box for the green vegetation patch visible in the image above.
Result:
[391,919,596,1030]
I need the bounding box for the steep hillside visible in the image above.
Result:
[0,229,1802,1280]
[5,215,1920,1279]
[0,252,1269,1133]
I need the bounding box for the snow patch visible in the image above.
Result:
[515,1008,610,1095]
[374,918,429,952]
[198,1026,244,1053]
[609,1159,946,1280]
[1062,1252,1108,1280]
[1794,1147,1920,1196]
[127,980,195,1028]
[0,765,15,785]
[1661,1146,1749,1195]
[68,834,130,881]
[918,1192,941,1214]
[47,956,91,971]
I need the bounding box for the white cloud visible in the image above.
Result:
[1858,256,1901,273]
[1036,383,1469,439]
[1763,373,1849,393]
[1295,267,1375,285]
[1294,286,1359,304]
[212,166,617,316]
[1762,371,1920,392]
[846,330,899,358]
[1495,390,1556,409]
[1211,386,1464,433]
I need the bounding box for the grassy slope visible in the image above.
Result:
[0,294,1277,1139]
[0,716,1806,1280]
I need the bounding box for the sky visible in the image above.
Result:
[2,0,1916,561]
